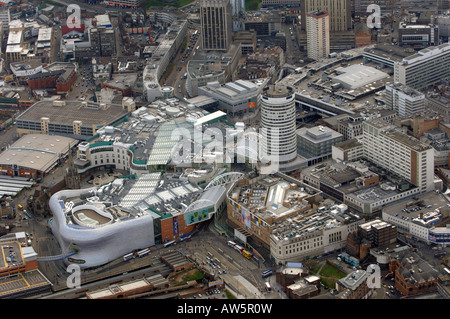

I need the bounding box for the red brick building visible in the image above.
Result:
[358,219,397,248]
[0,166,39,179]
[346,232,371,260]
[160,215,196,243]
[100,80,132,97]
[284,275,321,299]
[389,250,439,297]
[61,24,85,37]
[287,281,319,299]
[27,62,77,94]
[276,265,307,292]
[27,71,60,90]
[355,31,375,47]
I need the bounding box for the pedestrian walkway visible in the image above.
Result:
[222,274,265,299]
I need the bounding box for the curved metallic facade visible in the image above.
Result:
[49,188,155,269]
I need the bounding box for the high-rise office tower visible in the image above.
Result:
[301,0,352,32]
[362,119,434,193]
[260,85,297,164]
[230,0,245,15]
[394,43,450,91]
[200,0,233,51]
[306,10,330,60]
[230,0,245,31]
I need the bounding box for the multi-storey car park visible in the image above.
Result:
[362,44,413,69]
[0,236,53,298]
[277,45,399,120]
[15,100,130,140]
[382,190,450,247]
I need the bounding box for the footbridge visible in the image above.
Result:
[36,243,80,262]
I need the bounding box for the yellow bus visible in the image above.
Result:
[18,204,23,211]
[242,250,252,259]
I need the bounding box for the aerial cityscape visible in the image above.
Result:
[0,0,449,307]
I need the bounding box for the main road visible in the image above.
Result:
[282,20,300,65]
[163,26,200,99]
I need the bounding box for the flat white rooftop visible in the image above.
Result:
[332,64,389,90]
[7,30,22,45]
[0,134,77,173]
[37,27,52,42]
[193,110,226,126]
